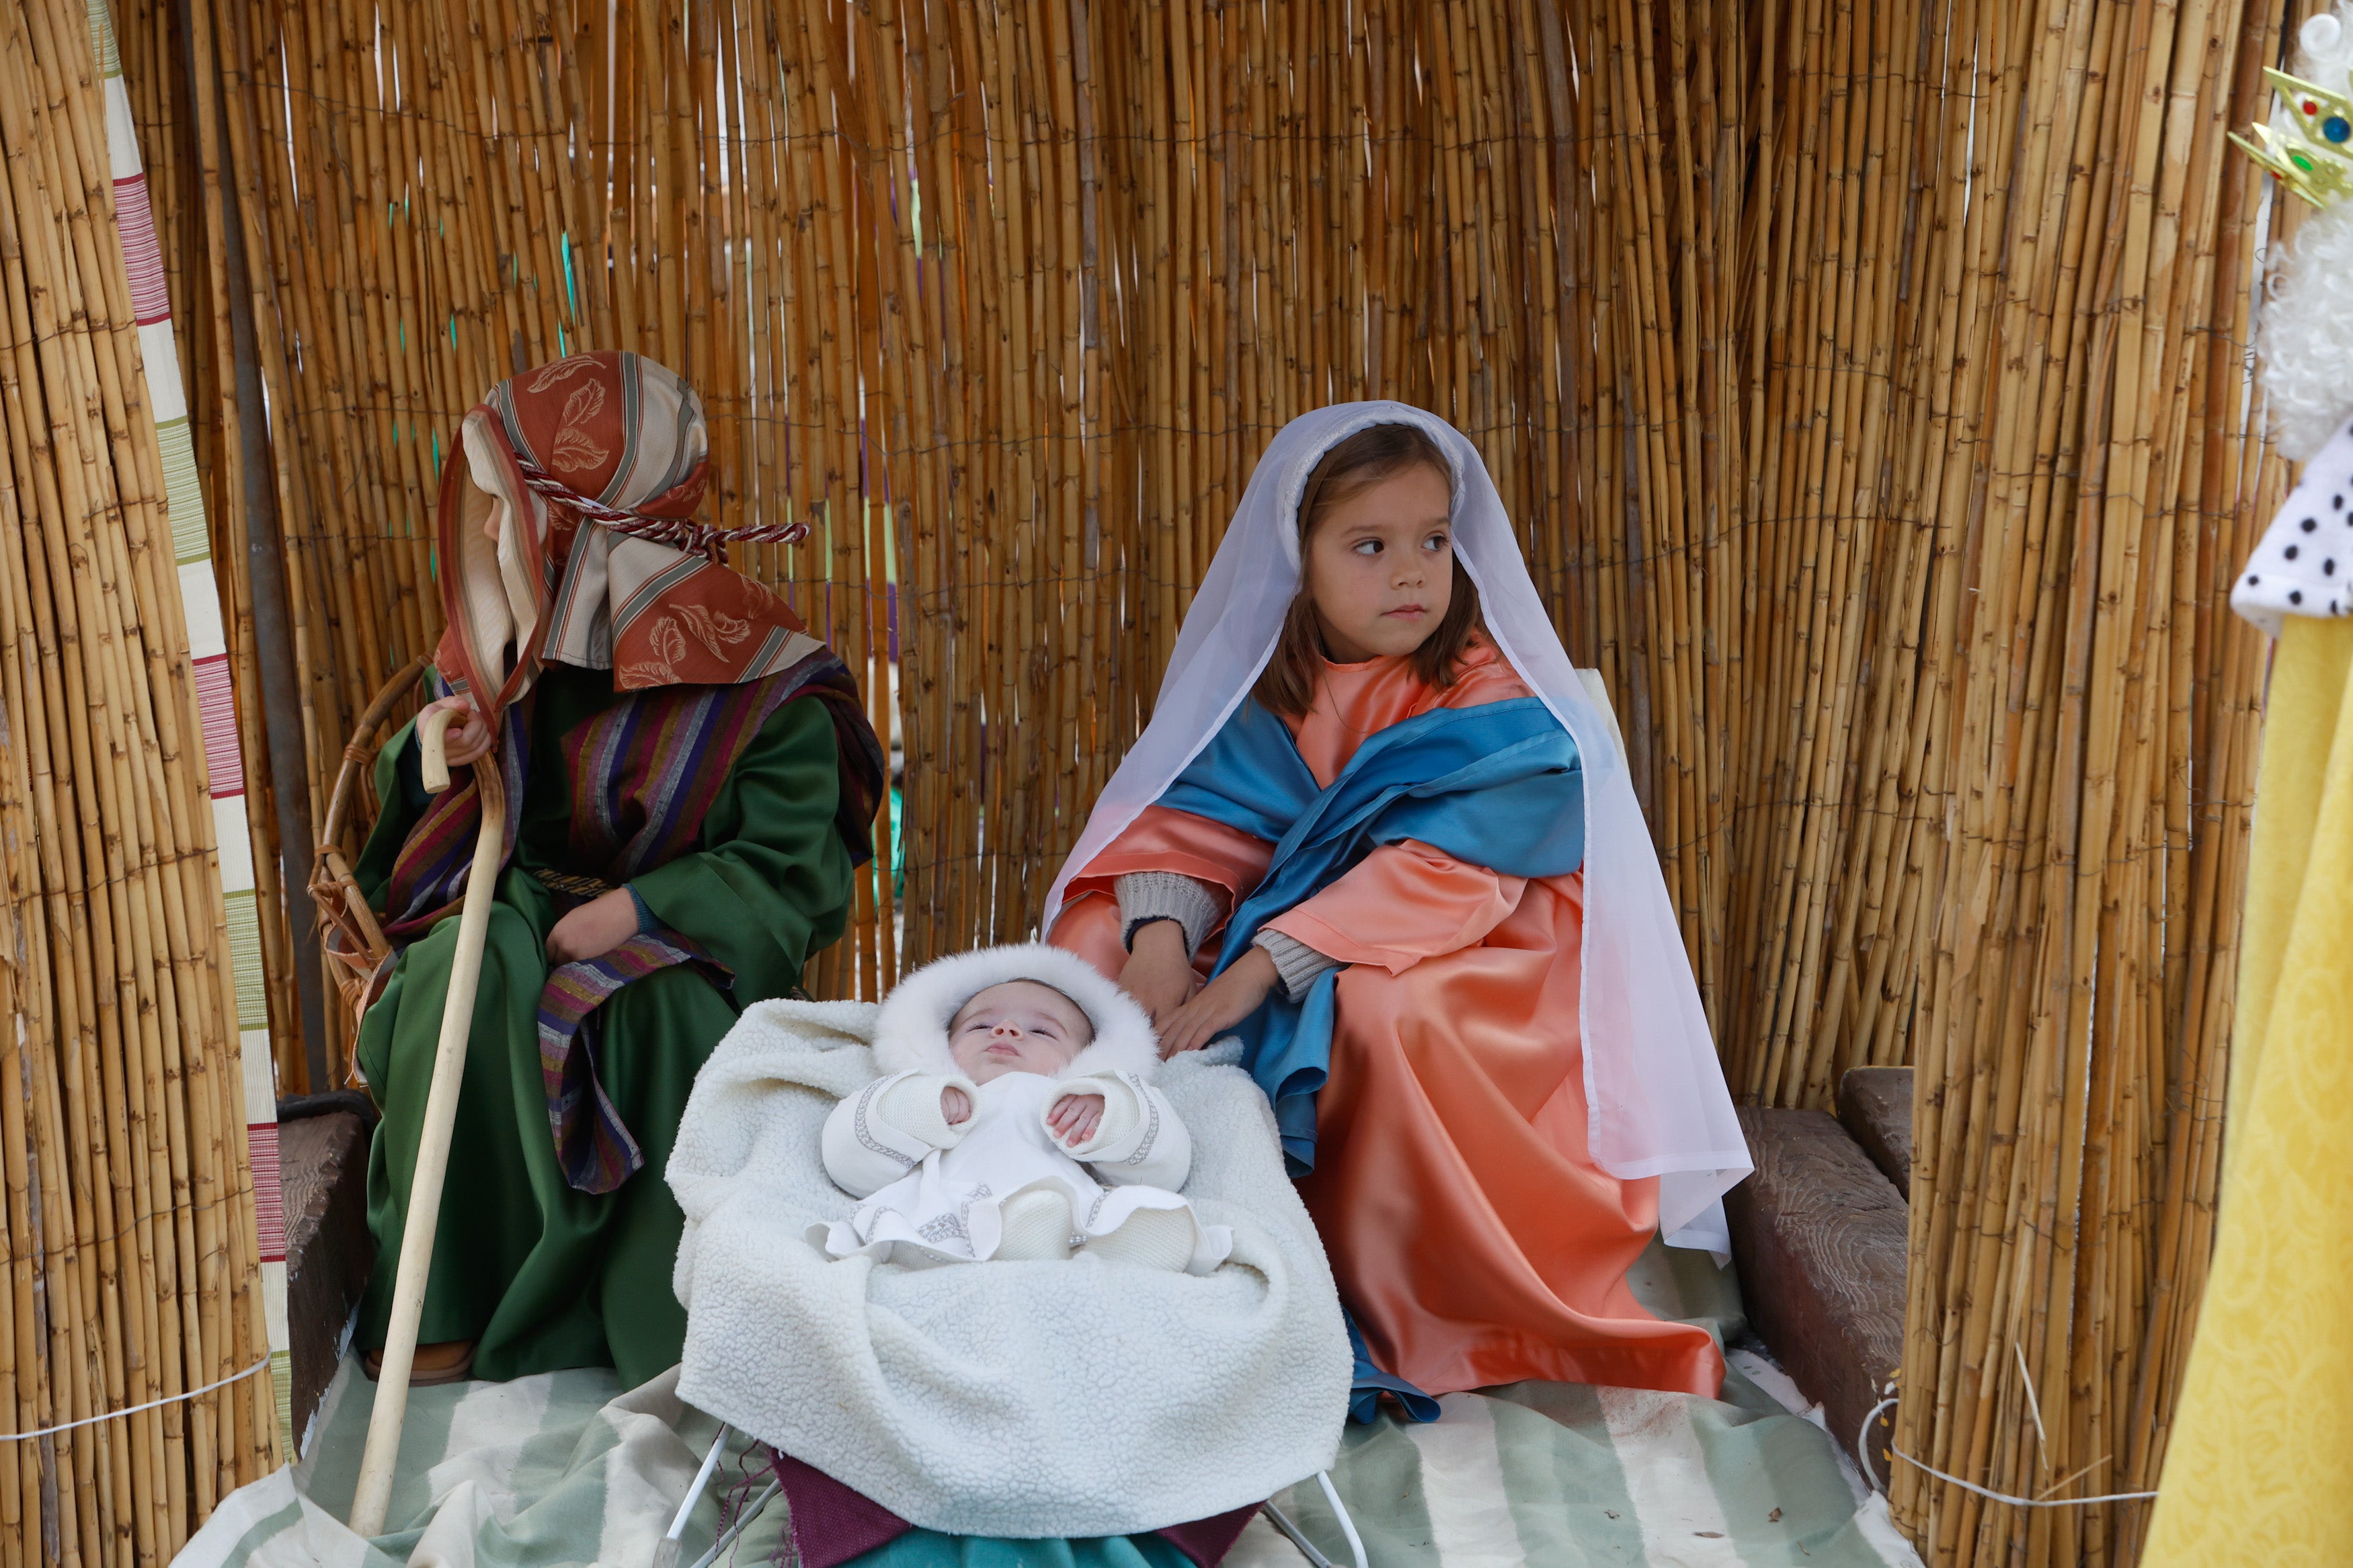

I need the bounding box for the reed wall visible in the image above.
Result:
[0,0,282,1561]
[74,0,2303,1561]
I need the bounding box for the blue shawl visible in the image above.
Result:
[1160,693,1585,1420]
[1161,694,1586,1173]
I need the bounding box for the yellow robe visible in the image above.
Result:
[2143,616,2353,1563]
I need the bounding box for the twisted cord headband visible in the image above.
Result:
[510,452,811,565]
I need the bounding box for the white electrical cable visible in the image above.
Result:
[1,1354,271,1443]
[1314,1471,1368,1568]
[654,1425,733,1568]
[1857,1392,2161,1508]
[1263,1471,1368,1568]
[1258,1501,1337,1568]
[684,1479,781,1568]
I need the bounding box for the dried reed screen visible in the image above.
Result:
[106,0,2296,1561]
[0,0,282,1561]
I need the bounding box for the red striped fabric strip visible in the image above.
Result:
[247,1120,286,1264]
[193,653,244,797]
[112,175,171,325]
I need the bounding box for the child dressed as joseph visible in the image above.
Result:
[351,351,884,1387]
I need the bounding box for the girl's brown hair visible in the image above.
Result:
[1252,423,1483,718]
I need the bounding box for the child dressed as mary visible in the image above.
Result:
[1048,405,1751,1409]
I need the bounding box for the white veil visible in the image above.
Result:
[1041,403,1750,1247]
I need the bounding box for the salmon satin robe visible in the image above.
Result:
[1052,640,1724,1399]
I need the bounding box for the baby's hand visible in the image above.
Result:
[1047,1093,1106,1148]
[942,1085,972,1126]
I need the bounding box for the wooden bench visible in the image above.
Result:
[1837,1067,1913,1198]
[1724,1094,1909,1485]
[276,1095,376,1454]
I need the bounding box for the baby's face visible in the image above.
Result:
[947,981,1094,1084]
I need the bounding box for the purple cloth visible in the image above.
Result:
[774,1452,912,1568]
[1152,1504,1260,1567]
[770,1452,1263,1568]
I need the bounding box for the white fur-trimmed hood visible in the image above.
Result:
[870,943,1160,1081]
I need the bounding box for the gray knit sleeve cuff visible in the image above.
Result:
[1252,928,1343,1001]
[1115,871,1223,956]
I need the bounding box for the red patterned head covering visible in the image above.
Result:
[435,350,815,720]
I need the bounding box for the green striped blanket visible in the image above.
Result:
[175,1247,1918,1568]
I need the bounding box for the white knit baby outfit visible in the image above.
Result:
[813,944,1233,1276]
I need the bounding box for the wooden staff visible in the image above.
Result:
[348,705,506,1536]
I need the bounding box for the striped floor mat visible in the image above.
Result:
[177,1245,1919,1568]
[1233,1364,1917,1567]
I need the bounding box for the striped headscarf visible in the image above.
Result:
[395,347,887,940]
[435,349,818,718]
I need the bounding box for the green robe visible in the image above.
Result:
[353,663,855,1385]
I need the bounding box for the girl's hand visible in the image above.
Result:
[545,887,642,965]
[417,694,497,770]
[1118,920,1200,1028]
[1047,1093,1106,1147]
[942,1085,973,1126]
[1157,947,1279,1057]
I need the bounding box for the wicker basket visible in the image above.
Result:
[309,655,432,1083]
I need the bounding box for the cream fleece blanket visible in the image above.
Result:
[666,998,1353,1539]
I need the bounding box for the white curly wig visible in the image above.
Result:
[2261,6,2353,459]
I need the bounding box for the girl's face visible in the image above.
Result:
[1302,462,1455,663]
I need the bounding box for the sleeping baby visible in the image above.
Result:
[815,943,1232,1275]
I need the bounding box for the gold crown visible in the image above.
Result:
[2235,68,2353,207]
